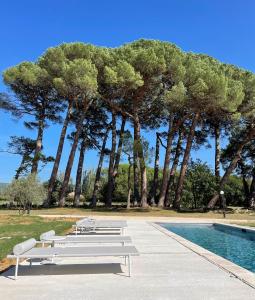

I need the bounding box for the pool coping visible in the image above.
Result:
[150,221,255,289]
[217,222,255,233]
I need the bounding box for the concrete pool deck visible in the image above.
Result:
[1,219,255,300]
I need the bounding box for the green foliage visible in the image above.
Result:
[122,130,134,157]
[44,172,75,206]
[4,175,46,210]
[3,62,49,87]
[223,175,245,206]
[6,136,54,178]
[9,136,36,178]
[39,43,99,101]
[0,92,19,116]
[165,81,187,111]
[53,59,98,98]
[104,60,143,90]
[184,55,244,118]
[112,164,132,202]
[3,39,255,209]
[182,160,216,208]
[98,164,157,203]
[180,160,245,208]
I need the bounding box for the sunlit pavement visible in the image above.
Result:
[1,220,255,300]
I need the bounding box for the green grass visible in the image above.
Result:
[0,207,254,220]
[0,215,73,264]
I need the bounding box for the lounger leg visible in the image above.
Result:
[128,255,131,277]
[30,259,32,267]
[15,257,19,280]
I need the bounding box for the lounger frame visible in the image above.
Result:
[41,235,132,247]
[8,245,138,279]
[74,220,127,235]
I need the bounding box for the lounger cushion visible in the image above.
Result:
[13,238,36,255]
[40,230,55,241]
[76,219,94,226]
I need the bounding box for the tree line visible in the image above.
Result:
[1,39,255,210]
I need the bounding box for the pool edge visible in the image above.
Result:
[150,221,255,289]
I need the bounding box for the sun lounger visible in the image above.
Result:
[74,220,128,235]
[76,219,127,227]
[40,230,132,246]
[7,238,139,279]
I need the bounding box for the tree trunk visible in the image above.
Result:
[127,156,132,209]
[109,116,126,205]
[207,127,255,209]
[242,175,250,207]
[173,113,200,210]
[15,156,26,179]
[165,127,183,207]
[133,119,140,206]
[59,115,85,207]
[74,139,86,207]
[140,159,148,208]
[113,117,126,178]
[31,118,44,174]
[150,132,160,206]
[45,103,72,206]
[91,125,111,208]
[239,160,250,207]
[158,117,176,207]
[249,172,255,209]
[214,124,221,184]
[134,113,148,208]
[106,112,117,208]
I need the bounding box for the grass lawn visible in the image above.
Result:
[0,215,74,272]
[0,207,254,220]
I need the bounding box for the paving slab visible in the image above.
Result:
[1,220,255,300]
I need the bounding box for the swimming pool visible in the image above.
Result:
[160,223,255,273]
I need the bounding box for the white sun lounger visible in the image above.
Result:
[7,238,139,279]
[40,230,132,246]
[74,220,128,235]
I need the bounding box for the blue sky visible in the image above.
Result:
[0,0,255,182]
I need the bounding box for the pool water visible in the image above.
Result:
[160,223,255,273]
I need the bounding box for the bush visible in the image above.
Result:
[4,174,46,213]
[100,164,157,204]
[181,160,245,208]
[182,160,216,208]
[223,175,245,206]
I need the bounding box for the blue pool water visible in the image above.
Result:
[160,223,255,273]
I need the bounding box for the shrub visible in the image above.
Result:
[4,174,46,213]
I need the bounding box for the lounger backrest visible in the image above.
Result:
[76,219,92,226]
[40,230,55,241]
[13,238,36,256]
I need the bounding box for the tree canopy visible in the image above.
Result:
[2,39,255,211]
